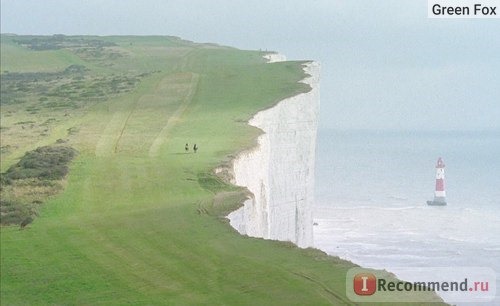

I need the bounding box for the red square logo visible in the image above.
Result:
[353,273,377,296]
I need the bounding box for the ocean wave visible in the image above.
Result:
[482,247,500,252]
[317,205,422,211]
[362,253,432,260]
[388,195,409,201]
[437,234,470,243]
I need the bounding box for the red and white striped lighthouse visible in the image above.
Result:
[427,157,447,206]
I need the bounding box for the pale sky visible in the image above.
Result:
[1,0,499,131]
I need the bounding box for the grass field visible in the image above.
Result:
[0,35,447,305]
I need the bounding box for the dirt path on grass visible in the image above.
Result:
[94,72,198,157]
[148,73,199,157]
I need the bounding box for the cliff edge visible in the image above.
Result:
[228,56,320,248]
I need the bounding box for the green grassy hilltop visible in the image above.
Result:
[0,35,446,305]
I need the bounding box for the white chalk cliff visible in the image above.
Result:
[262,52,287,63]
[227,55,320,248]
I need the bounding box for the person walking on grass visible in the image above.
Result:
[193,144,198,153]
[185,143,189,153]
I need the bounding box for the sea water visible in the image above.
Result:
[313,130,500,304]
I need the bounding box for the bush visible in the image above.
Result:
[0,199,36,225]
[3,145,77,182]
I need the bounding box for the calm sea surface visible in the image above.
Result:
[314,130,500,304]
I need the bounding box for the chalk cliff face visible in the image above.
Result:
[227,56,320,248]
[262,53,287,63]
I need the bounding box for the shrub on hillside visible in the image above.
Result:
[2,146,77,182]
[0,199,37,225]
